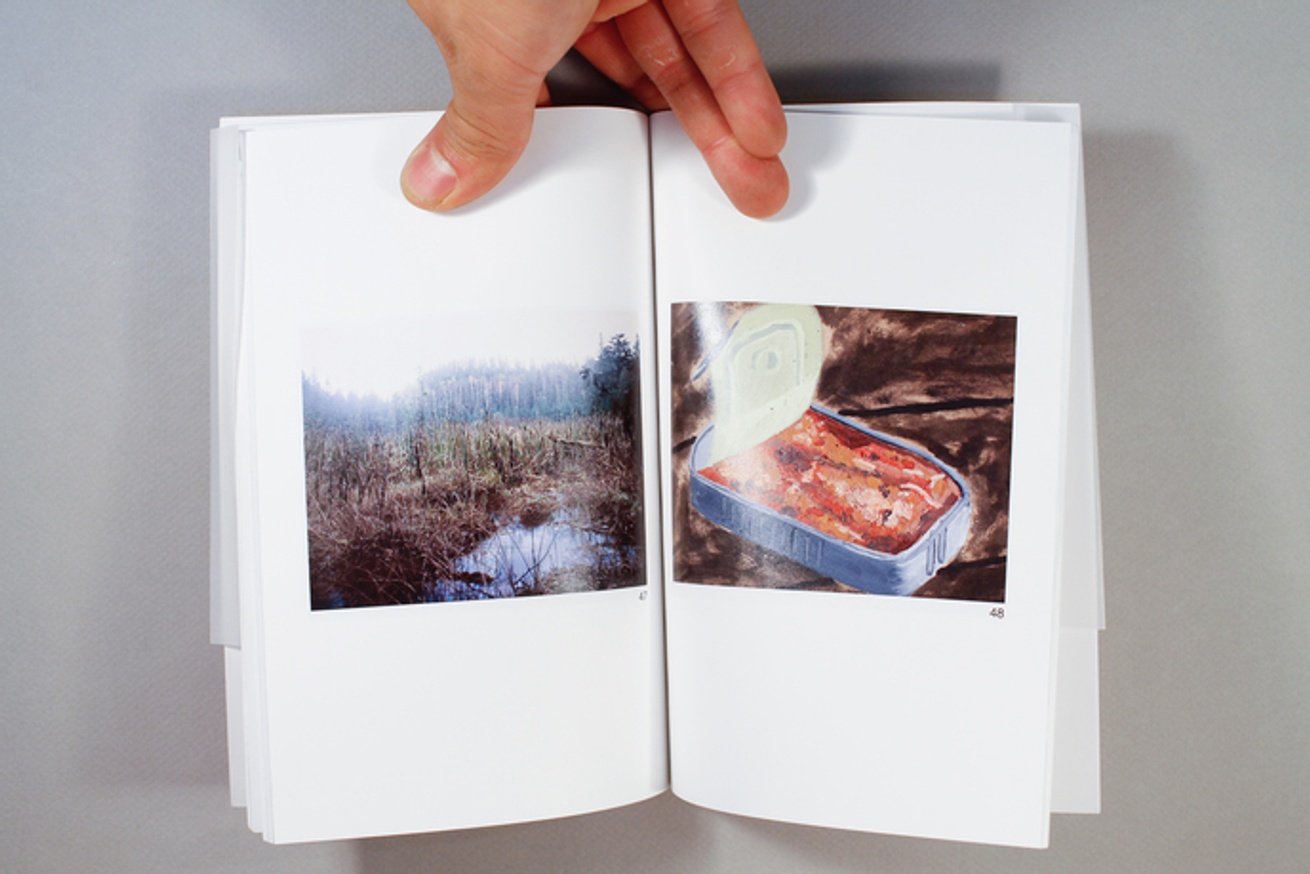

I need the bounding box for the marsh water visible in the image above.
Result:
[427,509,635,601]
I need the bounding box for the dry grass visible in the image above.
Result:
[305,415,641,609]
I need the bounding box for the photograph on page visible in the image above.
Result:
[671,301,1015,603]
[299,311,646,609]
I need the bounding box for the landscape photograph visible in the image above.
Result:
[300,313,644,610]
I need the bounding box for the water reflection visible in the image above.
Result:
[427,510,635,601]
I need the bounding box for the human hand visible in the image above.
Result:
[400,0,788,218]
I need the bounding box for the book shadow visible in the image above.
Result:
[352,792,707,872]
[773,61,1002,105]
[549,57,1003,110]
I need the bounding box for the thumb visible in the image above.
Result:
[401,72,546,212]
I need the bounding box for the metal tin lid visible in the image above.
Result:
[701,304,824,465]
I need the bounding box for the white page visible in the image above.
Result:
[210,125,242,649]
[654,110,1081,847]
[223,646,247,808]
[796,102,1103,814]
[228,107,666,842]
[1051,109,1103,813]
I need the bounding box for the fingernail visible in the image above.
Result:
[402,142,457,207]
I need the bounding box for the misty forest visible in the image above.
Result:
[303,335,643,609]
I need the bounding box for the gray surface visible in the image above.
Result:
[2,1,1307,871]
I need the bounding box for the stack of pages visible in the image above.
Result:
[211,102,1103,847]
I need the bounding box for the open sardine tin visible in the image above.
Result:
[688,304,973,596]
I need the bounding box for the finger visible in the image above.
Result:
[695,136,789,220]
[401,42,548,211]
[616,4,788,218]
[663,0,786,158]
[575,21,669,110]
[593,0,648,20]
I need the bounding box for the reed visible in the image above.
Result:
[305,413,641,608]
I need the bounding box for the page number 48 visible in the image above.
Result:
[988,606,1005,619]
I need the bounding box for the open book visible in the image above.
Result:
[211,103,1103,848]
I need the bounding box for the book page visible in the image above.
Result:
[795,102,1103,814]
[653,109,1081,847]
[226,107,665,842]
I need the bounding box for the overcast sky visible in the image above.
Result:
[300,309,636,399]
